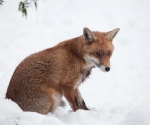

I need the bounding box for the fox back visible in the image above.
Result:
[6,27,119,114]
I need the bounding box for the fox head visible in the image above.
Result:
[82,27,120,72]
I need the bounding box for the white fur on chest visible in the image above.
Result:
[74,58,94,89]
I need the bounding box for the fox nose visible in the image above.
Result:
[105,67,110,72]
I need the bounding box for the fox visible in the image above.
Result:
[6,27,120,114]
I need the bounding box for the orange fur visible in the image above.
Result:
[6,27,119,114]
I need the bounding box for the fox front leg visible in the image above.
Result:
[75,88,89,110]
[61,86,80,111]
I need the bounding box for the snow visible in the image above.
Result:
[118,106,150,125]
[0,0,150,125]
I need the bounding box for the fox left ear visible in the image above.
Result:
[83,27,96,43]
[106,28,120,41]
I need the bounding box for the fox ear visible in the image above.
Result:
[106,28,120,41]
[83,27,96,43]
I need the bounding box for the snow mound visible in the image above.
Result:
[118,106,150,125]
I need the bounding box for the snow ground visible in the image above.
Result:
[0,0,150,125]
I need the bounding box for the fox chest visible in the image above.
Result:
[75,68,92,89]
[81,68,92,82]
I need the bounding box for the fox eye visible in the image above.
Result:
[107,52,111,56]
[95,52,101,58]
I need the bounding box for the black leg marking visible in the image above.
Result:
[75,96,79,108]
[82,100,89,110]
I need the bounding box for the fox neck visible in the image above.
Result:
[59,36,95,71]
[65,37,96,70]
[61,36,85,59]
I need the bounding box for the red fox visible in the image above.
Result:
[6,27,120,114]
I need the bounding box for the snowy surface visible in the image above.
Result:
[0,0,150,125]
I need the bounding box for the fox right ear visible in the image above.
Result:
[106,28,120,41]
[83,27,96,43]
